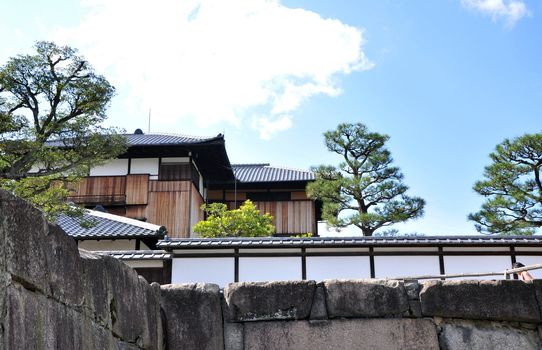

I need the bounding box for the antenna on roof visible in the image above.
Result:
[148,108,151,133]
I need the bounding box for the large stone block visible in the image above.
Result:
[439,319,541,350]
[80,250,163,349]
[309,283,328,320]
[0,191,163,350]
[80,249,111,327]
[420,280,541,322]
[1,283,120,350]
[161,283,223,350]
[224,280,316,322]
[530,280,542,321]
[45,223,85,308]
[0,190,51,294]
[103,254,162,349]
[243,318,439,350]
[323,279,409,318]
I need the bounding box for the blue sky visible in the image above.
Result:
[1,0,541,235]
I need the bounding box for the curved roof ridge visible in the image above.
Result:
[232,163,314,183]
[232,163,313,173]
[232,163,271,167]
[126,131,222,140]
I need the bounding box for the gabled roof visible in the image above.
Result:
[232,163,314,183]
[123,131,235,183]
[46,131,235,183]
[46,132,222,147]
[157,236,542,249]
[58,209,166,240]
[123,132,223,146]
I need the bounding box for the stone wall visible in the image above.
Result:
[2,189,542,349]
[0,190,163,349]
[162,278,542,349]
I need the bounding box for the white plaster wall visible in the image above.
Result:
[239,257,301,282]
[172,258,234,287]
[444,255,511,280]
[78,239,136,251]
[130,158,159,175]
[514,256,542,279]
[89,159,129,176]
[306,256,370,280]
[374,256,440,279]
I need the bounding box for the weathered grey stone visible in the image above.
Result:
[2,283,120,350]
[161,283,223,350]
[439,319,541,350]
[104,255,160,348]
[81,249,163,348]
[80,249,111,326]
[224,280,316,322]
[404,280,420,300]
[309,283,328,320]
[243,318,439,350]
[407,300,422,318]
[224,321,244,350]
[0,190,163,350]
[420,280,541,322]
[530,280,542,321]
[46,223,85,308]
[0,190,50,294]
[323,279,409,318]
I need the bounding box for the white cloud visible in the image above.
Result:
[461,0,530,28]
[53,0,372,138]
[252,114,293,140]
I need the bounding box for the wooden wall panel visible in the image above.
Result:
[190,185,204,237]
[252,201,315,234]
[149,180,190,192]
[126,205,147,220]
[221,200,315,234]
[72,176,126,196]
[69,176,126,204]
[146,191,190,238]
[126,174,149,205]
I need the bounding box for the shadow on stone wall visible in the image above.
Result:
[0,190,163,349]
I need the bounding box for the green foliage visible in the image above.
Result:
[193,200,275,237]
[0,41,127,220]
[307,122,425,236]
[469,133,542,235]
[294,233,313,238]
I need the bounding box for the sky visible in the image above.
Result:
[1,0,541,236]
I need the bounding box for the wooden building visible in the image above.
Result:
[209,163,318,236]
[67,130,319,238]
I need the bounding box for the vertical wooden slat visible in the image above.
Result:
[275,202,282,233]
[126,174,149,205]
[282,201,289,233]
[288,202,294,233]
[190,184,204,237]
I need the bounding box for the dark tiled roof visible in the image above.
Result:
[232,164,314,183]
[96,250,172,260]
[46,132,222,147]
[124,133,222,146]
[158,236,542,249]
[58,210,166,239]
